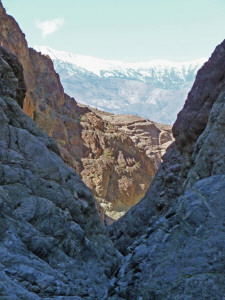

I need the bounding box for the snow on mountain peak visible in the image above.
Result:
[34,46,206,77]
[33,45,207,124]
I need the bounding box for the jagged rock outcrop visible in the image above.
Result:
[106,40,225,298]
[0,47,120,299]
[0,1,173,223]
[78,109,173,223]
[92,111,173,169]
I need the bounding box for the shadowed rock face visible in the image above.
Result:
[107,40,225,298]
[0,47,120,299]
[0,1,173,223]
[108,39,225,254]
[0,46,26,107]
[108,175,225,299]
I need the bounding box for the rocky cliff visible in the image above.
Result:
[107,40,225,298]
[0,46,121,299]
[0,1,173,223]
[80,109,173,223]
[108,39,225,254]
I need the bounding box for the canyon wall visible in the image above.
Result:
[109,39,225,254]
[0,46,120,298]
[0,1,224,299]
[107,39,225,299]
[0,2,173,223]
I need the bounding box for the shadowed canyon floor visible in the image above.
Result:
[0,1,225,299]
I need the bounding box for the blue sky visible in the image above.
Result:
[3,0,225,62]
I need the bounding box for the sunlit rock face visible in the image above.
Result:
[0,2,173,223]
[77,110,173,224]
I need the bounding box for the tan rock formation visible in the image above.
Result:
[93,111,173,167]
[0,2,173,223]
[67,107,173,224]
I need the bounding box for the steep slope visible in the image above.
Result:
[35,45,205,124]
[108,175,225,299]
[66,108,172,224]
[107,39,225,298]
[109,39,225,254]
[0,46,120,299]
[0,1,173,223]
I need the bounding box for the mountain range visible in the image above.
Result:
[35,46,206,124]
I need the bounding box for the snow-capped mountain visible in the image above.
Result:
[35,46,206,124]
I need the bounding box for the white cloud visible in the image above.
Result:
[36,18,64,38]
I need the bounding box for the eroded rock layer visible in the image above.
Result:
[79,109,173,223]
[0,2,173,223]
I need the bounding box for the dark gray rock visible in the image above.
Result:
[0,46,26,108]
[108,39,225,255]
[107,175,225,299]
[0,47,120,299]
[107,40,225,298]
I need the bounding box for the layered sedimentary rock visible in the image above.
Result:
[0,2,173,223]
[0,46,120,299]
[107,40,225,298]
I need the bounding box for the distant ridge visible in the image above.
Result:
[35,46,206,124]
[35,46,205,77]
